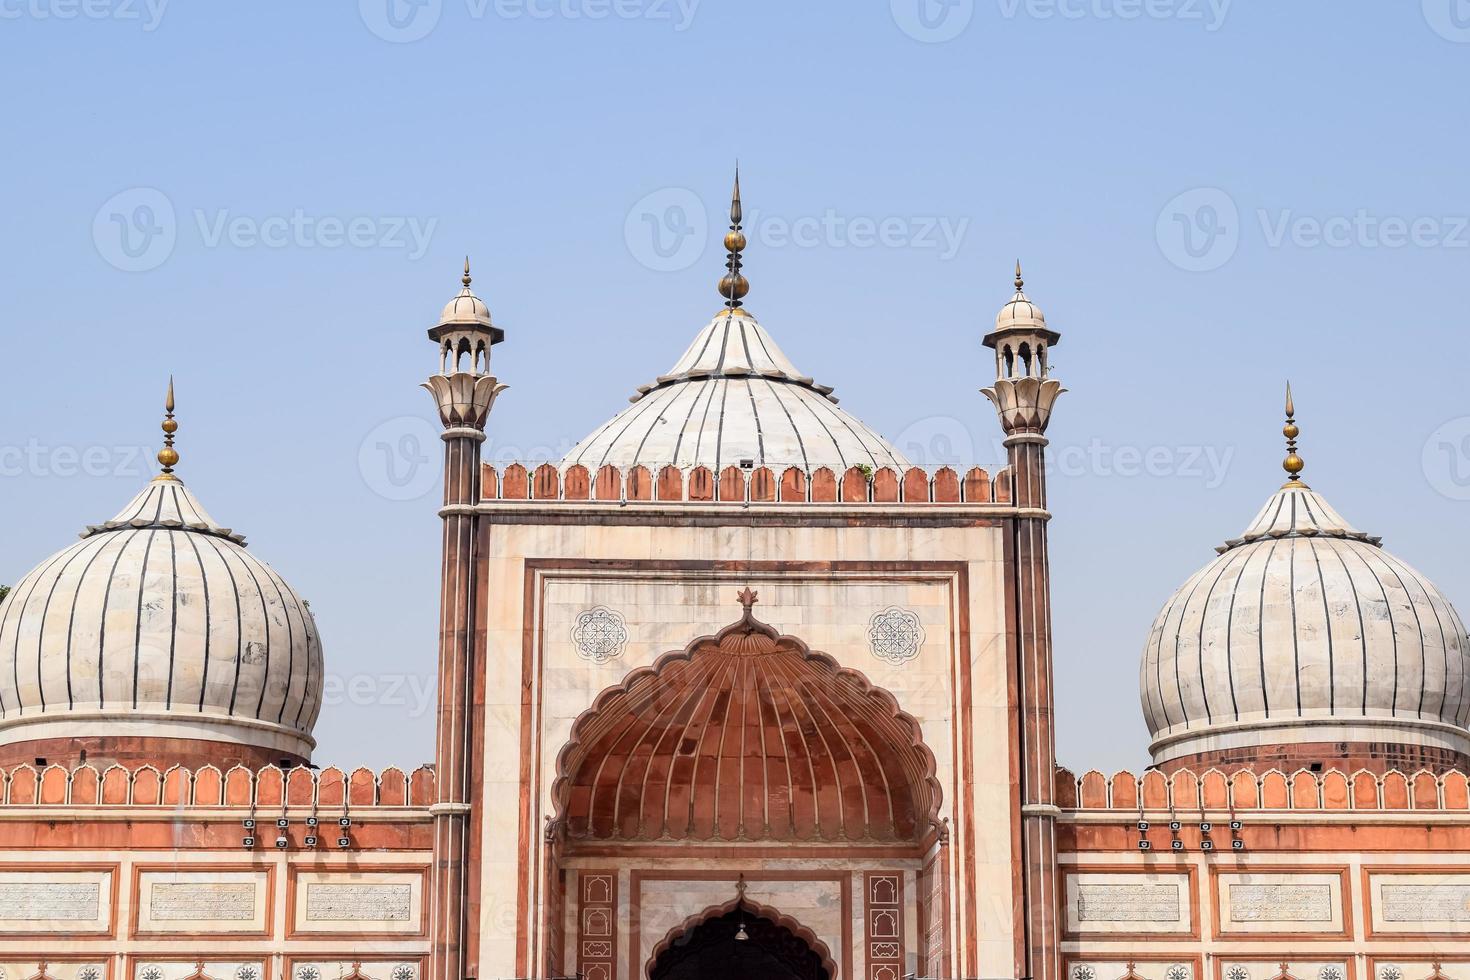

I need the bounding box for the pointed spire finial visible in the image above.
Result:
[718,164,750,313]
[462,255,472,289]
[1282,381,1306,487]
[1014,259,1024,293]
[156,376,180,480]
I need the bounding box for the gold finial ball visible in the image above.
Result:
[157,447,180,468]
[724,230,747,253]
[162,419,179,434]
[1283,422,1299,440]
[718,274,750,301]
[1283,452,1304,476]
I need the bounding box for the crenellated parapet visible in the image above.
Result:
[1056,765,1470,812]
[0,762,436,810]
[479,462,1015,505]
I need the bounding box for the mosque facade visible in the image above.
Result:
[0,178,1466,980]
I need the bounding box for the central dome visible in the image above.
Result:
[562,309,910,473]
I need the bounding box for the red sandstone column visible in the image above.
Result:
[981,265,1065,980]
[422,264,508,980]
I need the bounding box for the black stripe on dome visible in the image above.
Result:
[1306,539,1338,715]
[183,533,213,714]
[130,530,159,710]
[761,379,810,473]
[33,539,97,713]
[199,535,246,716]
[63,535,117,710]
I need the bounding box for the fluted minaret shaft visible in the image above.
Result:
[422,260,506,980]
[982,263,1064,980]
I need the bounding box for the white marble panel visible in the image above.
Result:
[1216,871,1343,935]
[136,869,268,935]
[1064,872,1192,935]
[0,869,111,934]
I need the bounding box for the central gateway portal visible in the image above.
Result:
[650,905,831,980]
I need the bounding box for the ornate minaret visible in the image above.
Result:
[422,259,507,980]
[981,263,1065,980]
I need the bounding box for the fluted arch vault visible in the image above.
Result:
[550,594,943,845]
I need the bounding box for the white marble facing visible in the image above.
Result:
[1065,962,1194,980]
[0,477,323,759]
[132,963,266,980]
[292,870,424,935]
[136,869,268,934]
[562,310,910,473]
[635,877,843,976]
[1063,871,1193,935]
[0,869,111,934]
[0,964,108,980]
[1369,872,1470,933]
[1141,481,1470,765]
[1215,871,1343,935]
[475,518,1010,980]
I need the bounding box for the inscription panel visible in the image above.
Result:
[0,869,111,934]
[1369,872,1470,934]
[307,883,413,922]
[136,869,269,936]
[1216,872,1345,936]
[291,870,425,936]
[1064,872,1192,936]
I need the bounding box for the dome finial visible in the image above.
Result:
[1282,381,1306,487]
[462,255,472,288]
[718,164,750,314]
[1014,259,1024,293]
[156,376,180,481]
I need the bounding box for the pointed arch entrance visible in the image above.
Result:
[549,589,943,844]
[647,897,836,980]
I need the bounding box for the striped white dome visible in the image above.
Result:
[0,477,323,761]
[1141,481,1470,767]
[563,309,909,473]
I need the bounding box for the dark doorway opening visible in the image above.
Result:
[649,905,829,980]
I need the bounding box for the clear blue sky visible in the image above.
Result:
[2,1,1467,773]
